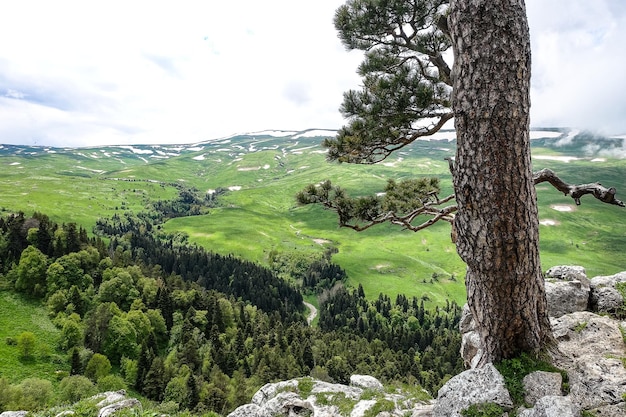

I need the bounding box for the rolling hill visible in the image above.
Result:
[1,127,625,306]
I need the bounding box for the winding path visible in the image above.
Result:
[303,301,318,326]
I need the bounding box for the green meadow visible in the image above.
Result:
[0,291,65,383]
[1,131,626,306]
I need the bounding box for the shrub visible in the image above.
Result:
[59,375,96,404]
[85,353,112,381]
[97,374,127,392]
[10,378,53,411]
[17,331,37,359]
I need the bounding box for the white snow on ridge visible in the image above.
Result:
[118,145,154,155]
[293,129,336,139]
[193,154,206,161]
[250,130,298,137]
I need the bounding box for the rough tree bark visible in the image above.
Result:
[449,0,555,364]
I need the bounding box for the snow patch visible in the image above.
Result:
[533,155,579,163]
[249,130,298,137]
[263,164,270,169]
[540,219,560,226]
[228,186,242,191]
[591,158,606,162]
[9,162,20,166]
[551,205,575,212]
[118,146,154,155]
[76,166,105,174]
[193,154,206,161]
[292,129,336,138]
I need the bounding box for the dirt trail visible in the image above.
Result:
[303,301,317,325]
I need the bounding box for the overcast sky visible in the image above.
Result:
[1,0,625,147]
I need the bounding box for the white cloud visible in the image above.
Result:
[527,0,626,134]
[0,0,624,147]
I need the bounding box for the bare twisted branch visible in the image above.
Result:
[533,168,625,207]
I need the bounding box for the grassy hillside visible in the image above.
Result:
[1,129,626,306]
[0,290,65,383]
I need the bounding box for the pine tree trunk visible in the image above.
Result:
[448,0,554,364]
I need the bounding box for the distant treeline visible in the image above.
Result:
[0,204,462,414]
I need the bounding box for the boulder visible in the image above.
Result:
[226,404,261,417]
[93,390,128,407]
[545,265,587,282]
[262,391,314,417]
[517,396,580,417]
[0,412,28,417]
[523,371,562,407]
[350,375,384,391]
[589,271,626,314]
[228,377,432,417]
[98,399,141,417]
[544,265,590,317]
[551,311,626,412]
[433,363,512,417]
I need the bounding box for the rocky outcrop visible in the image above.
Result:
[0,390,141,417]
[522,371,562,406]
[454,266,626,417]
[589,271,626,314]
[432,364,512,417]
[544,265,591,317]
[350,374,384,391]
[518,396,580,417]
[551,311,626,414]
[227,376,433,417]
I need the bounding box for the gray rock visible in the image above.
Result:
[351,399,377,417]
[93,390,128,407]
[252,380,299,405]
[0,412,28,417]
[551,311,626,411]
[411,404,434,417]
[229,377,431,417]
[98,399,141,417]
[226,404,261,417]
[589,272,626,314]
[433,363,512,417]
[523,371,562,407]
[587,402,626,417]
[459,304,475,334]
[517,396,580,417]
[544,266,590,317]
[460,330,483,369]
[261,391,313,417]
[459,304,483,368]
[350,375,384,391]
[546,265,587,282]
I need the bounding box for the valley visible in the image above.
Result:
[1,128,626,306]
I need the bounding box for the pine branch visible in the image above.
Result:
[533,168,625,207]
[340,193,457,232]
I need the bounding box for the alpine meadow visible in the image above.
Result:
[1,127,626,414]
